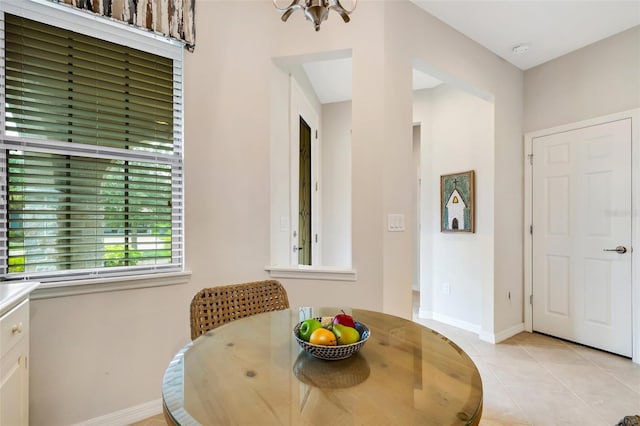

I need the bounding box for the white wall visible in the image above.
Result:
[383,1,523,337]
[30,284,191,425]
[270,64,293,267]
[524,26,640,133]
[413,86,494,330]
[28,1,525,423]
[321,101,352,267]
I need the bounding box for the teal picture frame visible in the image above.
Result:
[440,170,475,233]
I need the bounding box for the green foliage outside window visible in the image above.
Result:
[2,14,181,279]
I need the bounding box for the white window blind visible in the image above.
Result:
[0,12,184,281]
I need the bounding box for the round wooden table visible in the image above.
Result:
[162,307,483,425]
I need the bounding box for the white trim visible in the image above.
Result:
[71,398,162,426]
[418,308,524,343]
[417,307,524,343]
[524,108,640,365]
[417,306,431,319]
[425,310,482,335]
[524,124,534,334]
[481,323,525,344]
[265,265,356,281]
[31,271,191,299]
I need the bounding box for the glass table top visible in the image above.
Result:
[162,307,483,425]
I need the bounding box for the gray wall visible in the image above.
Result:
[524,26,640,133]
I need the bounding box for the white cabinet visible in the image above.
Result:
[0,299,29,426]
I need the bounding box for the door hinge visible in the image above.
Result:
[530,225,533,235]
[315,234,318,243]
[529,294,533,305]
[315,129,318,139]
[528,153,533,165]
[315,181,318,191]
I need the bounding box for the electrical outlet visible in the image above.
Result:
[442,282,450,295]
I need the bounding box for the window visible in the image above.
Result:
[0,9,184,282]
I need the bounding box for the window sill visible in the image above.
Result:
[265,266,357,281]
[30,271,192,300]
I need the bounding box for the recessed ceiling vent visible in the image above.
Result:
[512,43,531,55]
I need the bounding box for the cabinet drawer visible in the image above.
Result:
[0,299,29,358]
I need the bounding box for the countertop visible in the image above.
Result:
[0,281,40,317]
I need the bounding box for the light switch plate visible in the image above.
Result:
[387,214,405,232]
[280,216,289,232]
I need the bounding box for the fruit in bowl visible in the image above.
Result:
[332,323,360,345]
[333,311,356,328]
[293,312,370,361]
[298,318,322,341]
[309,328,337,345]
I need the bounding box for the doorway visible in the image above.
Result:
[525,110,639,362]
[298,116,312,265]
[288,78,319,266]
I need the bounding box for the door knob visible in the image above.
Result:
[603,246,627,254]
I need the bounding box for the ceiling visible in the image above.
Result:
[302,1,640,104]
[412,0,640,71]
[303,59,443,104]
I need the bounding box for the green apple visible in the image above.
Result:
[298,318,322,341]
[332,323,360,345]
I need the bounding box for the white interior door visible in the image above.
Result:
[532,118,632,357]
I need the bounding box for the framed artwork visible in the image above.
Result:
[440,170,475,233]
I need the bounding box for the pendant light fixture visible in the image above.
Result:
[273,0,357,31]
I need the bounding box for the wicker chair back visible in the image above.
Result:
[190,280,290,340]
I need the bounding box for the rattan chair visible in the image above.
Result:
[190,279,290,340]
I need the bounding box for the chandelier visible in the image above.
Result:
[273,0,357,31]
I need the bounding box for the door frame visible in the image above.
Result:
[289,77,321,266]
[524,108,640,364]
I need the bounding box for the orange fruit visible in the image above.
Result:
[309,328,337,346]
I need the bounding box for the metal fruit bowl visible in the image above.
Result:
[293,319,370,361]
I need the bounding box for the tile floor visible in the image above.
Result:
[133,298,640,426]
[413,317,640,426]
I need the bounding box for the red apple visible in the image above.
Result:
[333,310,355,328]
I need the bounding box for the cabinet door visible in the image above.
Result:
[0,342,29,426]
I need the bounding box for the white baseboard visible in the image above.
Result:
[479,322,525,344]
[417,308,525,345]
[72,398,162,426]
[419,309,482,334]
[417,306,432,319]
